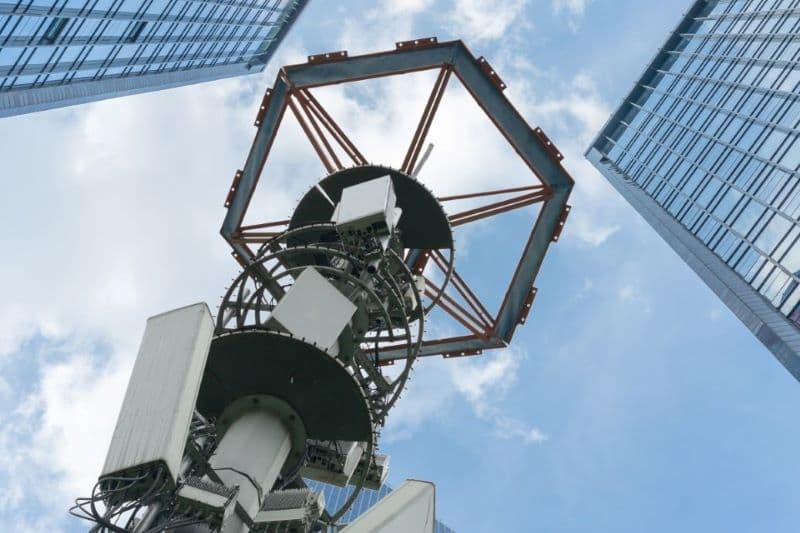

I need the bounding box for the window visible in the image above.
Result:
[126,20,147,43]
[40,17,68,45]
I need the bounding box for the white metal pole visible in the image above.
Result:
[175,408,292,533]
[214,409,292,533]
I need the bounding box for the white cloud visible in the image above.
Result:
[525,72,610,147]
[552,0,594,30]
[568,212,620,247]
[336,0,427,53]
[33,352,132,499]
[616,280,650,312]
[503,71,627,249]
[709,304,726,321]
[553,0,592,16]
[449,348,547,444]
[384,0,434,15]
[618,285,635,301]
[0,338,131,531]
[382,358,457,442]
[387,347,547,445]
[495,416,548,443]
[449,347,517,402]
[448,0,530,42]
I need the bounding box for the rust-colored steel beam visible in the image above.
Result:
[221,40,574,363]
[449,190,550,227]
[230,232,283,244]
[425,278,491,338]
[431,250,494,326]
[239,219,291,231]
[229,73,291,233]
[301,89,367,166]
[401,66,451,174]
[379,333,491,359]
[450,197,541,226]
[437,184,545,202]
[408,250,431,275]
[287,92,336,174]
[424,290,488,340]
[295,90,344,171]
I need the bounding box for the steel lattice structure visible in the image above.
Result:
[222,37,574,362]
[75,38,574,533]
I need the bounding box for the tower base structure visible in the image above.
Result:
[83,300,437,533]
[75,39,575,532]
[207,408,292,533]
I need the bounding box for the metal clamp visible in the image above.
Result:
[533,127,564,162]
[477,56,506,91]
[442,348,482,359]
[396,37,438,50]
[254,89,273,127]
[551,205,571,242]
[225,170,242,208]
[518,287,538,325]
[308,50,348,64]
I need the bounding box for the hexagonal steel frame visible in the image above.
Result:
[221,38,574,362]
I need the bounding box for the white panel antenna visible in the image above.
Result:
[101,303,214,484]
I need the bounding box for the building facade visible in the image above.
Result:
[305,479,456,532]
[0,0,307,117]
[587,0,800,380]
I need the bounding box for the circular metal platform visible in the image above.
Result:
[290,165,453,249]
[196,329,374,446]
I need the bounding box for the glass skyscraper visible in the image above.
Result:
[0,0,307,117]
[305,479,456,532]
[586,0,800,380]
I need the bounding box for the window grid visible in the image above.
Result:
[0,0,295,93]
[599,0,800,320]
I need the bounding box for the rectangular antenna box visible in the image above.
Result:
[268,267,356,352]
[101,303,214,484]
[331,175,402,238]
[300,440,363,486]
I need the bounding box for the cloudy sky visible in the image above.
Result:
[2,0,800,531]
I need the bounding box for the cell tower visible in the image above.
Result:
[73,39,573,532]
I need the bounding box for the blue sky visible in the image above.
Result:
[1,0,800,532]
